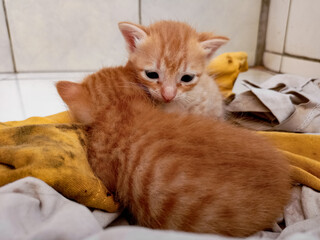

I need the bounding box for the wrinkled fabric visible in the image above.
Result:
[2,178,320,240]
[227,74,320,133]
[0,177,103,240]
[86,185,320,240]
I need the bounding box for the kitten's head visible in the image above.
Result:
[119,21,228,103]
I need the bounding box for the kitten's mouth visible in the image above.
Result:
[153,94,175,104]
[163,98,174,103]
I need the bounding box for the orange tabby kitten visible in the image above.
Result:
[119,21,227,120]
[56,21,291,237]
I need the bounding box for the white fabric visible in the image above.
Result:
[1,177,320,240]
[0,177,102,240]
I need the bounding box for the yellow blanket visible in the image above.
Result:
[0,112,118,212]
[207,51,248,99]
[259,131,320,190]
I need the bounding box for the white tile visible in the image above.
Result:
[0,72,91,121]
[265,0,290,53]
[17,71,93,119]
[0,73,16,81]
[0,2,14,72]
[16,72,92,81]
[233,68,274,94]
[141,0,262,66]
[263,51,282,72]
[0,80,25,122]
[5,0,139,72]
[18,79,70,118]
[281,56,320,78]
[285,0,320,60]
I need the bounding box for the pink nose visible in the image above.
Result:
[161,86,177,102]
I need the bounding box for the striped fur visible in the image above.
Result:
[56,21,291,237]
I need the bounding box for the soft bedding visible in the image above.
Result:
[0,112,117,212]
[1,111,320,240]
[1,177,320,240]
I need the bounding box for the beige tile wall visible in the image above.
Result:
[0,1,14,72]
[1,0,263,72]
[4,0,319,75]
[263,0,320,77]
[141,0,262,66]
[265,0,290,54]
[285,0,320,60]
[5,0,138,72]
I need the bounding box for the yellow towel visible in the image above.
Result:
[0,112,118,212]
[259,131,320,190]
[207,51,248,99]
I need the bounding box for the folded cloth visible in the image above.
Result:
[284,185,320,227]
[226,74,320,133]
[207,51,249,99]
[0,112,118,212]
[0,177,103,240]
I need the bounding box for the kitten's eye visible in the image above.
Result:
[181,74,195,83]
[145,71,159,80]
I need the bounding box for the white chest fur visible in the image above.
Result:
[161,74,224,120]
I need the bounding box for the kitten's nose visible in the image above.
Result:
[161,86,177,102]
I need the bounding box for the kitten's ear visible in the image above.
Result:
[56,81,93,124]
[199,35,229,59]
[118,22,147,53]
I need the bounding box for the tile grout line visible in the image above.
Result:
[255,0,270,66]
[279,0,292,72]
[138,0,141,24]
[265,50,320,64]
[14,77,27,118]
[2,0,17,73]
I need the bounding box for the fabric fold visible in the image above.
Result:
[227,74,320,133]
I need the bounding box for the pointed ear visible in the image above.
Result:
[56,81,94,124]
[200,36,229,59]
[118,22,147,53]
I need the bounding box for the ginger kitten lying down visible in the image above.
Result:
[56,21,291,237]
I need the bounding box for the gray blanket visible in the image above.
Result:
[1,177,320,240]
